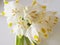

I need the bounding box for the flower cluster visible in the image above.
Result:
[3,1,58,45]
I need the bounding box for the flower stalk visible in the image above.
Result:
[16,35,37,45]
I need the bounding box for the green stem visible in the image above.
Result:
[16,35,37,45]
[16,35,24,45]
[25,36,31,45]
[16,36,18,45]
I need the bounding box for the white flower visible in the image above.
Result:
[4,1,59,45]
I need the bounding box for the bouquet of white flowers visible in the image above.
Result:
[1,0,58,45]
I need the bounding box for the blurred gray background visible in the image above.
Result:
[0,0,60,45]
